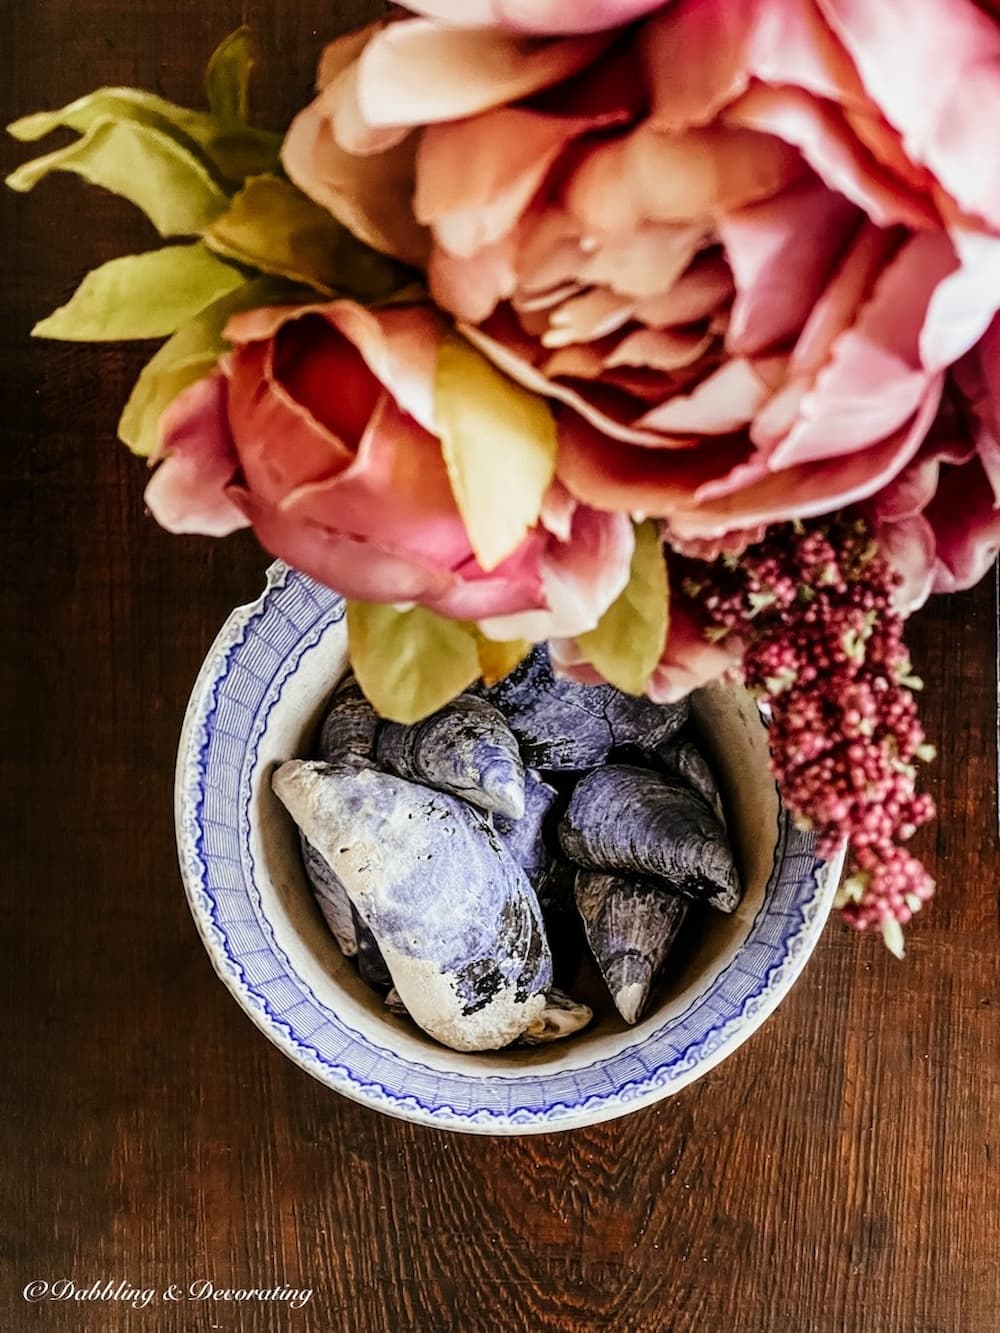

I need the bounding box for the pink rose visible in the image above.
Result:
[145,300,634,634]
[283,0,1000,554]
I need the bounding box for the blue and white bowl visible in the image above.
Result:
[176,563,841,1134]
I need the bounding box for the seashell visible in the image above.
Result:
[353,906,393,991]
[518,989,594,1045]
[483,646,688,769]
[319,675,379,767]
[377,695,525,819]
[604,692,690,752]
[300,833,358,957]
[559,764,741,913]
[482,646,616,769]
[384,987,409,1019]
[494,769,559,885]
[272,761,552,1052]
[574,870,689,1024]
[657,738,726,828]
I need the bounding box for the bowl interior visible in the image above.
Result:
[247,609,784,1077]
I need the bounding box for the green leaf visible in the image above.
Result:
[6,115,229,236]
[206,28,253,125]
[347,602,480,724]
[205,174,410,299]
[7,87,280,187]
[435,334,557,572]
[576,521,669,696]
[33,242,244,341]
[118,275,301,456]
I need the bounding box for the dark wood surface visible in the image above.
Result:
[2,4,998,1330]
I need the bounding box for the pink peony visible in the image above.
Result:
[284,0,1000,566]
[145,300,634,634]
[400,0,673,34]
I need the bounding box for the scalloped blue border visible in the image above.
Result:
[176,564,837,1132]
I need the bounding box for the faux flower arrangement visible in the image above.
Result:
[9,2,1000,954]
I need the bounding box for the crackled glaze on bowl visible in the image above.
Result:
[175,563,841,1133]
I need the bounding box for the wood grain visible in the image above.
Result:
[2,4,998,1331]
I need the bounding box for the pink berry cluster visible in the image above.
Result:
[678,516,936,953]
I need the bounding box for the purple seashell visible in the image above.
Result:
[494,769,558,884]
[319,675,379,767]
[656,739,726,828]
[300,832,358,957]
[377,695,525,819]
[483,646,688,769]
[272,761,552,1052]
[481,647,617,769]
[559,765,741,913]
[604,692,690,751]
[574,870,689,1025]
[352,905,392,991]
[518,988,593,1045]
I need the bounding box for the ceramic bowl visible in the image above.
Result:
[175,563,841,1134]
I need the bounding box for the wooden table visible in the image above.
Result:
[3,4,998,1329]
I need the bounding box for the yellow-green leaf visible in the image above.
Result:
[435,334,557,572]
[347,602,480,724]
[205,174,410,299]
[7,82,279,186]
[476,635,531,687]
[576,521,669,695]
[205,28,253,125]
[33,243,244,342]
[8,88,221,148]
[6,115,229,236]
[118,275,302,456]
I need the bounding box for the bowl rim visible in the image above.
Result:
[175,562,840,1134]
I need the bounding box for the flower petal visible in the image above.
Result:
[557,413,750,513]
[767,231,957,468]
[817,0,1000,228]
[876,514,938,614]
[639,358,775,435]
[417,109,612,258]
[354,21,611,129]
[718,177,861,355]
[671,379,943,537]
[723,85,937,230]
[921,229,1000,374]
[641,0,867,133]
[564,121,806,233]
[145,374,250,537]
[403,0,671,34]
[281,103,429,264]
[279,395,472,569]
[646,605,742,704]
[479,505,634,640]
[925,458,1000,593]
